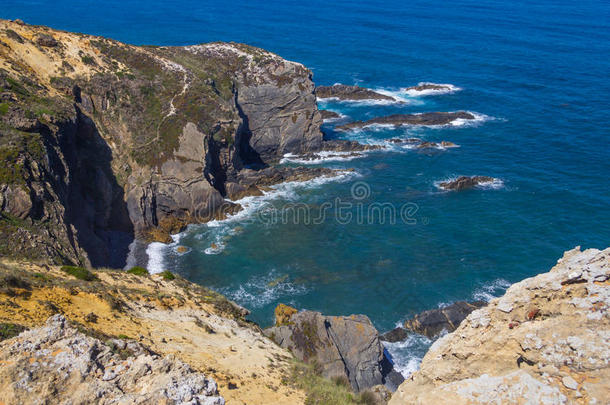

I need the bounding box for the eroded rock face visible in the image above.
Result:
[319,109,341,120]
[438,176,496,190]
[316,84,396,101]
[389,247,610,405]
[265,309,404,392]
[0,315,224,405]
[0,20,326,265]
[336,111,475,131]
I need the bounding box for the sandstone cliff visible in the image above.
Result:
[389,247,610,404]
[0,19,325,267]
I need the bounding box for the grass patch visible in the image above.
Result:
[0,102,9,115]
[285,360,380,405]
[61,266,98,281]
[126,266,148,276]
[0,323,26,341]
[160,270,175,281]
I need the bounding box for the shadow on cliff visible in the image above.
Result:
[50,102,134,268]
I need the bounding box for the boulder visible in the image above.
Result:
[265,308,404,392]
[402,301,486,338]
[336,111,475,131]
[438,176,496,191]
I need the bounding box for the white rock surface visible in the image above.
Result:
[390,247,610,404]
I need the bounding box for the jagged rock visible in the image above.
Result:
[321,139,381,152]
[319,109,341,120]
[402,301,486,338]
[265,308,404,392]
[316,84,396,101]
[336,111,475,131]
[438,176,496,190]
[389,247,610,405]
[0,315,224,404]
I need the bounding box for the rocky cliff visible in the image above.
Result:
[389,247,610,404]
[0,259,306,404]
[0,19,326,267]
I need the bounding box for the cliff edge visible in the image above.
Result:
[389,247,610,404]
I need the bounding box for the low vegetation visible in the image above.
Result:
[285,360,380,405]
[61,265,98,281]
[126,266,148,276]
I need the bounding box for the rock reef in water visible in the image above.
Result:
[389,247,610,405]
[0,315,225,404]
[316,84,397,101]
[319,109,341,120]
[265,306,404,393]
[438,175,496,190]
[335,111,475,131]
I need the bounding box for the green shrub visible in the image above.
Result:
[0,323,26,341]
[0,103,9,115]
[160,270,175,280]
[81,55,96,65]
[61,265,97,281]
[126,266,148,276]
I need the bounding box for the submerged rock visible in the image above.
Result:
[438,176,496,190]
[265,307,404,392]
[389,246,610,405]
[336,111,475,131]
[316,84,396,101]
[0,315,224,404]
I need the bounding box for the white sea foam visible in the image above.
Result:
[473,278,512,302]
[219,270,308,309]
[280,151,368,164]
[200,170,359,254]
[321,110,348,123]
[384,333,433,377]
[146,242,168,274]
[401,82,462,96]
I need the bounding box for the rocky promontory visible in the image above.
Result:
[316,84,397,102]
[335,111,475,131]
[390,247,610,404]
[0,19,346,267]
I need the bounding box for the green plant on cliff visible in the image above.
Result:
[61,266,98,281]
[285,360,379,405]
[160,270,175,280]
[0,323,26,341]
[126,266,148,276]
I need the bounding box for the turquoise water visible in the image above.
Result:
[5,0,609,374]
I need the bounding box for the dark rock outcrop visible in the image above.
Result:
[319,110,341,120]
[316,84,396,102]
[336,111,475,131]
[264,307,404,392]
[402,301,486,338]
[438,176,496,191]
[405,83,452,92]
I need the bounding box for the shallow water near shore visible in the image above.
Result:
[5,0,609,375]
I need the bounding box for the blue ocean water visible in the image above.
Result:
[5,0,610,374]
